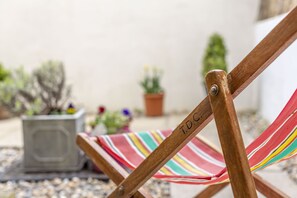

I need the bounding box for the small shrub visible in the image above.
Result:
[0,61,72,116]
[201,33,228,78]
[0,63,10,81]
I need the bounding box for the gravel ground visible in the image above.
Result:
[0,112,296,197]
[0,147,22,174]
[0,149,170,198]
[0,177,170,198]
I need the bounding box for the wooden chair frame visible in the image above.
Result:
[77,7,297,198]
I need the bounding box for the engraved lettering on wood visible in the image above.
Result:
[180,112,202,134]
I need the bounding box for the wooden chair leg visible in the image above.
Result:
[253,173,289,198]
[206,70,257,198]
[194,173,290,198]
[76,134,152,198]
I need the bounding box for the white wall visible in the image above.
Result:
[0,0,260,113]
[255,13,297,122]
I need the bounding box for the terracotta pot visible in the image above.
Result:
[0,106,11,120]
[144,93,164,116]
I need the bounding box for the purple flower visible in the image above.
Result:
[66,102,76,114]
[122,108,132,117]
[68,103,75,109]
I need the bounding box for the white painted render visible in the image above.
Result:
[255,13,297,122]
[0,0,260,113]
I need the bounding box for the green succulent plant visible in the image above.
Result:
[201,33,228,78]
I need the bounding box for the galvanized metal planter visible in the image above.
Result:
[22,109,86,172]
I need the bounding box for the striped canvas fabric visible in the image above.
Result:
[97,89,297,185]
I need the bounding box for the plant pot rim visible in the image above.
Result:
[144,92,164,96]
[22,108,85,121]
[144,93,164,99]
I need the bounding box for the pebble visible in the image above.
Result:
[0,176,170,197]
[283,157,297,183]
[0,147,22,174]
[52,178,62,185]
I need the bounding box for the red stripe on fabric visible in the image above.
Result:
[176,139,225,175]
[98,132,173,177]
[246,89,297,153]
[191,137,224,162]
[133,132,176,176]
[98,135,145,168]
[98,139,134,170]
[248,113,297,167]
[159,129,172,137]
[155,130,225,176]
[159,130,225,173]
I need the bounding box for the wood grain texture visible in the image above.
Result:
[76,134,152,198]
[108,7,297,198]
[206,70,257,198]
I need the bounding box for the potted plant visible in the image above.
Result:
[0,61,85,172]
[87,106,133,173]
[89,106,132,135]
[0,64,11,119]
[201,33,228,90]
[140,66,164,116]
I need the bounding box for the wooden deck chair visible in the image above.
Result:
[77,7,297,198]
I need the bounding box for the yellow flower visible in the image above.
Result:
[144,65,150,73]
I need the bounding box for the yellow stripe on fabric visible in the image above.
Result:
[174,153,209,176]
[152,131,209,176]
[251,128,297,171]
[152,130,164,143]
[128,133,172,175]
[128,133,150,156]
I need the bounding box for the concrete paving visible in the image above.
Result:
[0,117,23,147]
[0,114,296,197]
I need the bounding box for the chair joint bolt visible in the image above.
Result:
[209,84,219,96]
